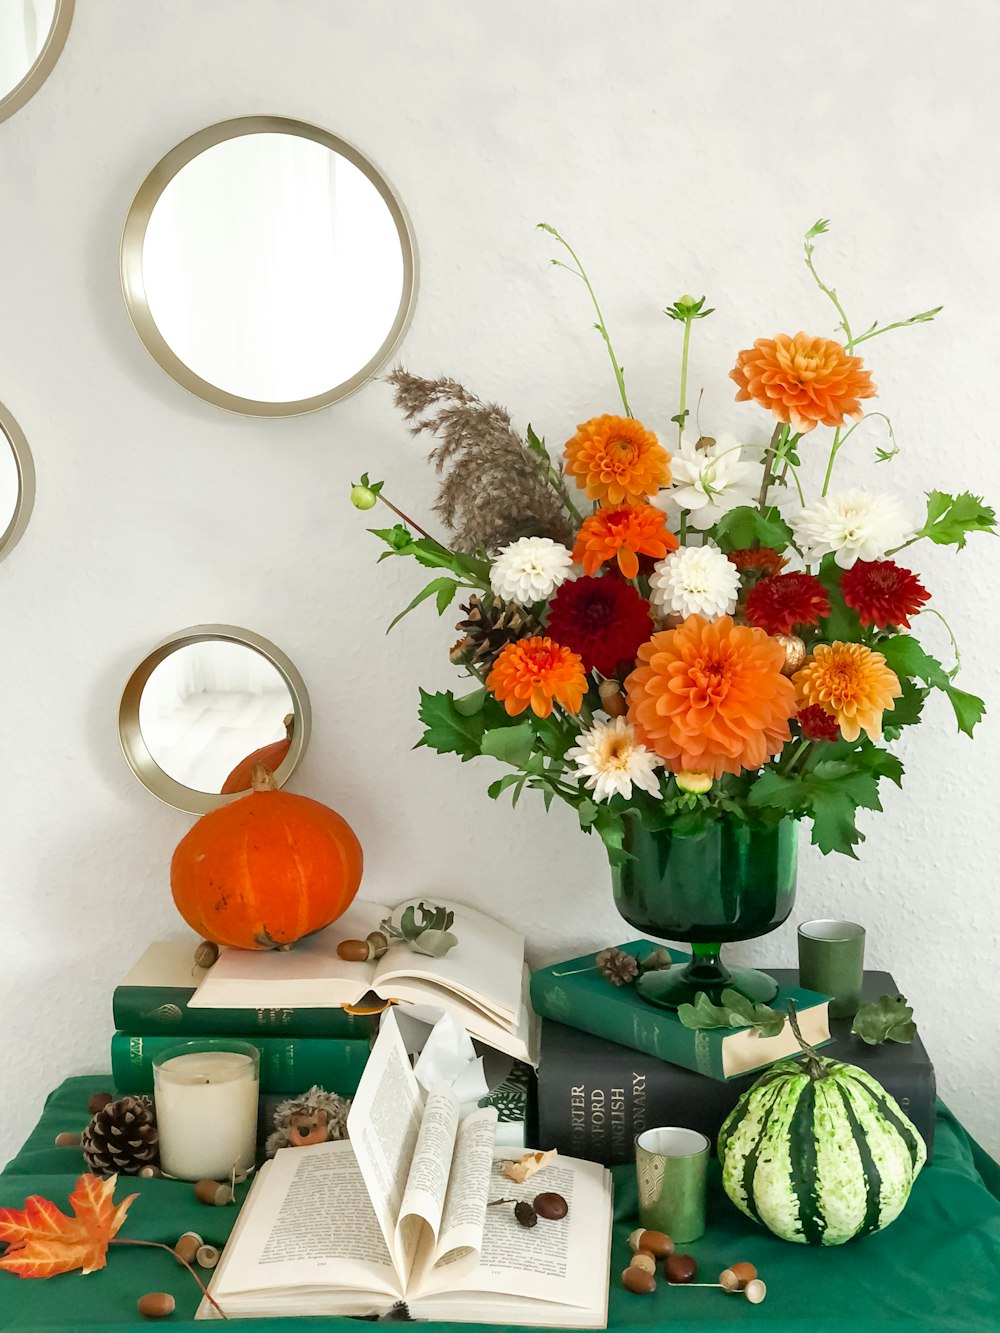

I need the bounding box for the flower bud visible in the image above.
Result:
[678,294,696,307]
[675,770,712,795]
[350,484,378,511]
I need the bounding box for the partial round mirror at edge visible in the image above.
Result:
[120,115,417,417]
[119,625,312,814]
[0,400,36,563]
[0,1,74,125]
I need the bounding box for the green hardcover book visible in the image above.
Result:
[110,1032,372,1096]
[113,942,379,1040]
[530,941,831,1082]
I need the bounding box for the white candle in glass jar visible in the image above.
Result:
[153,1044,259,1182]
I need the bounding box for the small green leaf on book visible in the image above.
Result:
[676,988,786,1037]
[851,994,917,1045]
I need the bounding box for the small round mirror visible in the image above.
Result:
[121,116,416,416]
[0,401,36,563]
[119,626,312,813]
[0,1,74,125]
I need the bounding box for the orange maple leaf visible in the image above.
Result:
[0,1174,137,1279]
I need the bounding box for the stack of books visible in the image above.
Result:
[529,941,937,1164]
[112,897,539,1105]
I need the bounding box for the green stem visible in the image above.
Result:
[804,237,854,347]
[756,424,785,513]
[922,607,962,677]
[677,314,693,448]
[779,739,812,776]
[545,462,584,523]
[542,227,631,415]
[786,998,828,1080]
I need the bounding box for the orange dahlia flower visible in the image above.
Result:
[564,415,671,505]
[487,636,587,719]
[793,641,901,743]
[730,333,876,433]
[573,503,679,579]
[625,615,797,779]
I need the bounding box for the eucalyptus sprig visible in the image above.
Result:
[381,901,459,959]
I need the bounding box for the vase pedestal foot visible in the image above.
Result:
[636,947,779,1010]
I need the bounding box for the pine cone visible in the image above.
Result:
[596,947,639,987]
[450,595,541,671]
[81,1095,159,1177]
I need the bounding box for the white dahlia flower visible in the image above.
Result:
[488,536,574,606]
[790,490,917,569]
[664,433,759,530]
[567,716,662,803]
[649,544,740,620]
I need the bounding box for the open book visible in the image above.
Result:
[189,898,538,1064]
[199,1011,612,1326]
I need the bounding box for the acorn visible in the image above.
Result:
[665,1252,698,1284]
[54,1132,81,1147]
[87,1091,114,1116]
[627,1228,673,1258]
[744,1278,767,1305]
[366,931,389,960]
[598,679,627,717]
[621,1266,656,1295]
[533,1191,568,1220]
[629,1252,657,1275]
[175,1231,203,1264]
[196,1243,221,1269]
[720,1261,758,1291]
[137,1292,175,1319]
[337,938,375,963]
[195,1178,234,1206]
[194,940,220,969]
[138,1164,163,1179]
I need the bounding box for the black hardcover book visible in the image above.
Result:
[533,969,936,1164]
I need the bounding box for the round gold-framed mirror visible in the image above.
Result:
[119,625,312,814]
[120,116,417,416]
[0,400,36,563]
[0,0,74,126]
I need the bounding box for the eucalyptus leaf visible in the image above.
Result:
[851,994,917,1045]
[411,929,459,958]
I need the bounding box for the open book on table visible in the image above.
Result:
[198,1010,612,1326]
[189,897,538,1064]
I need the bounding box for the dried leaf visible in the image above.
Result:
[501,1149,557,1183]
[0,1174,137,1279]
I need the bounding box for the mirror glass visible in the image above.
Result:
[123,118,415,414]
[0,1,72,122]
[0,402,35,561]
[119,627,311,813]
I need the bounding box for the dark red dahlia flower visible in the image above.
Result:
[546,575,652,675]
[727,547,789,577]
[745,572,831,636]
[840,559,929,630]
[797,704,841,742]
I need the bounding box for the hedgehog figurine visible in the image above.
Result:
[265,1086,351,1157]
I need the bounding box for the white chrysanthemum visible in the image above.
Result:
[662,433,759,530]
[649,544,740,620]
[567,716,662,803]
[790,490,916,570]
[489,536,574,605]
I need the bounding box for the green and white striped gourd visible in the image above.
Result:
[718,1050,926,1245]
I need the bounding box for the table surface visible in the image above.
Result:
[3,1077,1000,1332]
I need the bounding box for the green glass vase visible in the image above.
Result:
[610,813,798,1009]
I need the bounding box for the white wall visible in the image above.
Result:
[1,0,998,1166]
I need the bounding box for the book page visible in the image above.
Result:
[188,898,388,1009]
[420,1151,611,1309]
[393,1085,460,1283]
[347,1009,424,1273]
[204,1146,402,1303]
[373,899,523,1024]
[412,1105,498,1294]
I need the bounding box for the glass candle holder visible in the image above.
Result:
[798,919,866,1019]
[635,1126,709,1244]
[152,1040,260,1181]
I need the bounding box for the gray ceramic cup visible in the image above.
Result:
[635,1126,709,1243]
[798,918,866,1018]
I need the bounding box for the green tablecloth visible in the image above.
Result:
[3,1077,999,1332]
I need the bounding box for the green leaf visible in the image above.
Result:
[411,929,459,958]
[816,553,864,641]
[882,677,928,738]
[370,525,490,582]
[417,689,489,761]
[525,424,549,461]
[713,505,793,554]
[881,635,986,737]
[481,723,535,767]
[387,577,461,631]
[916,491,996,550]
[487,773,522,800]
[577,799,599,829]
[677,988,785,1037]
[453,688,488,717]
[851,994,917,1045]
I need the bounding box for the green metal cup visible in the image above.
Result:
[635,1127,709,1244]
[798,919,866,1018]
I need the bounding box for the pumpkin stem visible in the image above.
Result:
[251,763,278,793]
[283,713,294,739]
[787,998,829,1081]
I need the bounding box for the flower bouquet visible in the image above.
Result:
[351,220,995,1006]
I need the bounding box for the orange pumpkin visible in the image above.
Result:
[220,715,294,795]
[171,766,363,950]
